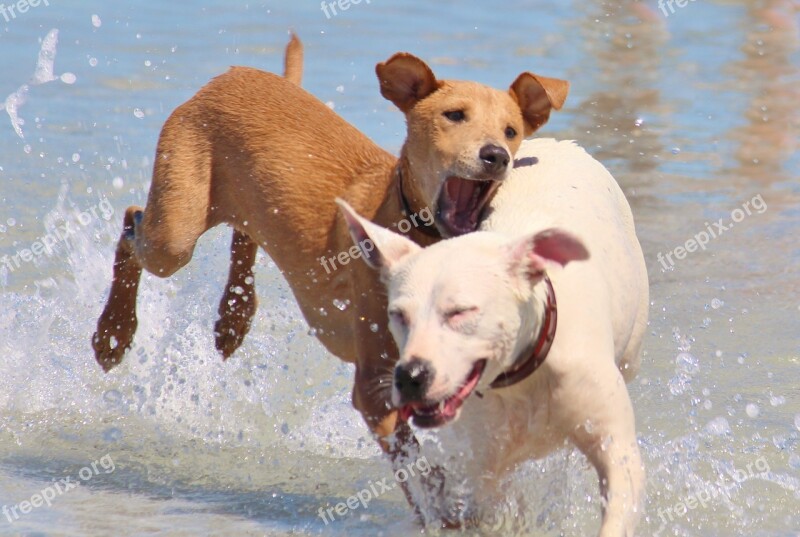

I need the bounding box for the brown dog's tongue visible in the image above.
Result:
[448,177,478,212]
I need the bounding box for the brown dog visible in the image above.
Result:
[92,34,567,518]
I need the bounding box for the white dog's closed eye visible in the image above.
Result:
[443,306,479,332]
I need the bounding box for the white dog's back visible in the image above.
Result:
[482,138,649,378]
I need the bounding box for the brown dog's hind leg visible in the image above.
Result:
[92,207,145,371]
[214,229,259,359]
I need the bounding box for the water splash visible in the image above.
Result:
[4,29,77,139]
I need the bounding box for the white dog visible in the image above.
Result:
[337,138,649,536]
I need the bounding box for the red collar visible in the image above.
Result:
[489,275,557,389]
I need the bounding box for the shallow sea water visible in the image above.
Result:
[0,1,798,536]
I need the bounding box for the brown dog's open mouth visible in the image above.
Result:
[436,177,500,237]
[398,359,487,428]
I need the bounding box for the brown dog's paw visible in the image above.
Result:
[91,325,135,372]
[213,294,257,359]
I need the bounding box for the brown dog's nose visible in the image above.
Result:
[395,359,434,402]
[479,144,510,175]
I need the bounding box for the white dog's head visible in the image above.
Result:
[337,200,588,428]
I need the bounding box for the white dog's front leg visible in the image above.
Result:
[564,368,645,537]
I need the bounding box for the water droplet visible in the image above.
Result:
[133,108,145,119]
[244,276,254,285]
[668,373,691,395]
[794,413,800,431]
[671,147,681,155]
[369,323,379,333]
[336,85,344,93]
[109,336,118,349]
[233,285,244,295]
[319,308,327,316]
[103,389,122,404]
[23,145,32,154]
[584,419,594,433]
[60,73,77,84]
[6,218,15,227]
[280,422,290,435]
[715,349,723,358]
[634,118,643,127]
[112,176,124,189]
[102,427,123,442]
[745,403,760,418]
[675,352,700,375]
[703,400,712,410]
[789,453,800,470]
[89,57,98,67]
[704,416,731,436]
[332,298,349,311]
[91,14,102,27]
[711,298,724,309]
[71,153,80,163]
[769,395,785,407]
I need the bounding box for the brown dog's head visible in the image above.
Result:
[376,54,569,237]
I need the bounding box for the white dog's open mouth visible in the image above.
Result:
[398,359,487,428]
[436,177,500,237]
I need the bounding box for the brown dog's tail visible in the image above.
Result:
[283,33,303,85]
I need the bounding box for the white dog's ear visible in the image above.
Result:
[335,198,421,271]
[506,228,589,283]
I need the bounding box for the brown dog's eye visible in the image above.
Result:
[505,126,517,139]
[443,110,466,122]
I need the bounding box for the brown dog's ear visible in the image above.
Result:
[509,73,569,137]
[376,53,441,113]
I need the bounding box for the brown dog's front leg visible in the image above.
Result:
[354,376,467,530]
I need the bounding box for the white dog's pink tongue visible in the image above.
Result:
[400,360,486,426]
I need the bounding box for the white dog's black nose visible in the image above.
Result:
[395,359,434,402]
[479,144,510,175]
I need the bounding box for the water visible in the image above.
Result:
[0,1,798,535]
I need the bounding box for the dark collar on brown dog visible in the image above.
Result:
[395,166,440,238]
[489,275,557,390]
